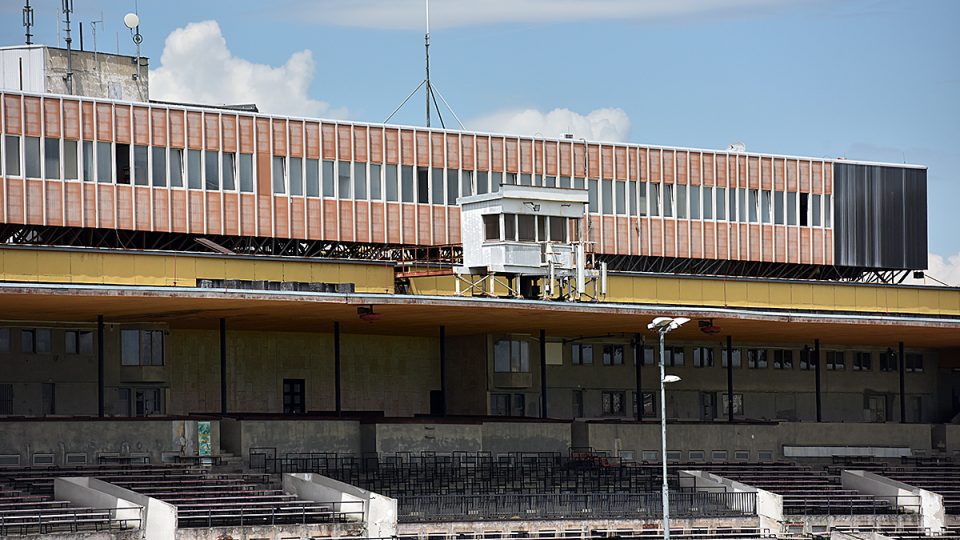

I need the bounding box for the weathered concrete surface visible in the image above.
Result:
[222,418,362,460]
[284,472,397,538]
[173,523,362,540]
[577,421,935,460]
[398,516,760,537]
[842,470,944,534]
[55,476,177,540]
[0,418,212,465]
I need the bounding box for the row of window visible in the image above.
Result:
[483,214,571,243]
[0,135,832,227]
[0,327,164,367]
[551,341,923,373]
[0,328,92,355]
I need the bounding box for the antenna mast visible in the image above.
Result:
[424,0,431,128]
[23,0,34,45]
[62,0,75,94]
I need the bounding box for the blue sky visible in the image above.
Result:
[2,0,958,280]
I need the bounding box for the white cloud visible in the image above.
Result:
[470,107,631,142]
[149,21,346,119]
[905,252,960,287]
[288,0,797,30]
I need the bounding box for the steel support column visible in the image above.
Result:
[726,335,734,423]
[334,321,342,416]
[635,334,643,421]
[220,318,227,414]
[97,315,104,418]
[439,325,447,416]
[815,339,822,422]
[540,329,547,419]
[899,341,906,423]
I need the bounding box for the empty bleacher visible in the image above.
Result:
[0,465,143,536]
[671,461,907,515]
[0,463,359,532]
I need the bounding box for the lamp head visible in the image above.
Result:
[662,375,682,384]
[123,12,140,30]
[647,316,691,333]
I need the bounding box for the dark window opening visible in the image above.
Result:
[283,379,305,414]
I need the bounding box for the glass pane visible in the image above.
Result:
[494,340,510,372]
[339,162,351,198]
[36,329,51,353]
[25,136,41,178]
[4,135,19,176]
[63,140,78,180]
[152,147,167,187]
[690,185,700,219]
[306,158,320,197]
[715,187,726,220]
[730,187,738,222]
[289,157,302,196]
[787,192,797,225]
[748,189,758,223]
[504,214,516,241]
[272,156,286,194]
[447,168,459,205]
[676,184,687,219]
[812,193,822,226]
[703,186,713,219]
[121,330,140,366]
[44,138,60,179]
[476,171,488,194]
[588,179,599,213]
[824,195,832,227]
[417,168,429,203]
[82,140,93,181]
[187,150,202,188]
[601,179,612,214]
[205,150,219,190]
[97,142,113,183]
[461,170,472,198]
[239,153,253,192]
[401,165,414,202]
[170,149,184,187]
[615,181,626,215]
[385,164,399,201]
[354,162,367,200]
[761,190,771,224]
[628,181,637,216]
[774,191,784,224]
[370,164,382,200]
[431,168,444,204]
[79,331,93,354]
[559,176,571,189]
[663,184,674,217]
[322,160,335,197]
[222,153,236,191]
[738,187,747,223]
[134,145,149,185]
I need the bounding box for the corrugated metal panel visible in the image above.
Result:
[833,163,927,270]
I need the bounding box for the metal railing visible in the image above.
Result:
[0,506,142,536]
[397,491,756,522]
[176,499,365,528]
[782,493,922,516]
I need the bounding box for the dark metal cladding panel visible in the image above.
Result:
[833,163,927,270]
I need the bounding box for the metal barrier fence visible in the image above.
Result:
[0,506,142,536]
[783,494,922,516]
[397,491,756,522]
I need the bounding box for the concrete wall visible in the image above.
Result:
[283,472,397,538]
[55,477,176,540]
[45,48,149,102]
[0,419,210,465]
[842,470,944,534]
[578,421,935,461]
[222,419,362,460]
[363,421,572,455]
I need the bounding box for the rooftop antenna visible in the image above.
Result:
[62,0,75,94]
[23,0,34,45]
[425,0,431,128]
[383,0,464,130]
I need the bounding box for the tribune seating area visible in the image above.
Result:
[0,463,357,532]
[671,462,906,515]
[0,465,144,535]
[856,457,960,515]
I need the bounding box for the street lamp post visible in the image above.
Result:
[647,316,689,540]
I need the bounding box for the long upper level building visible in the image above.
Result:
[0,88,927,281]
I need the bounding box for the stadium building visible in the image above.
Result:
[0,40,958,540]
